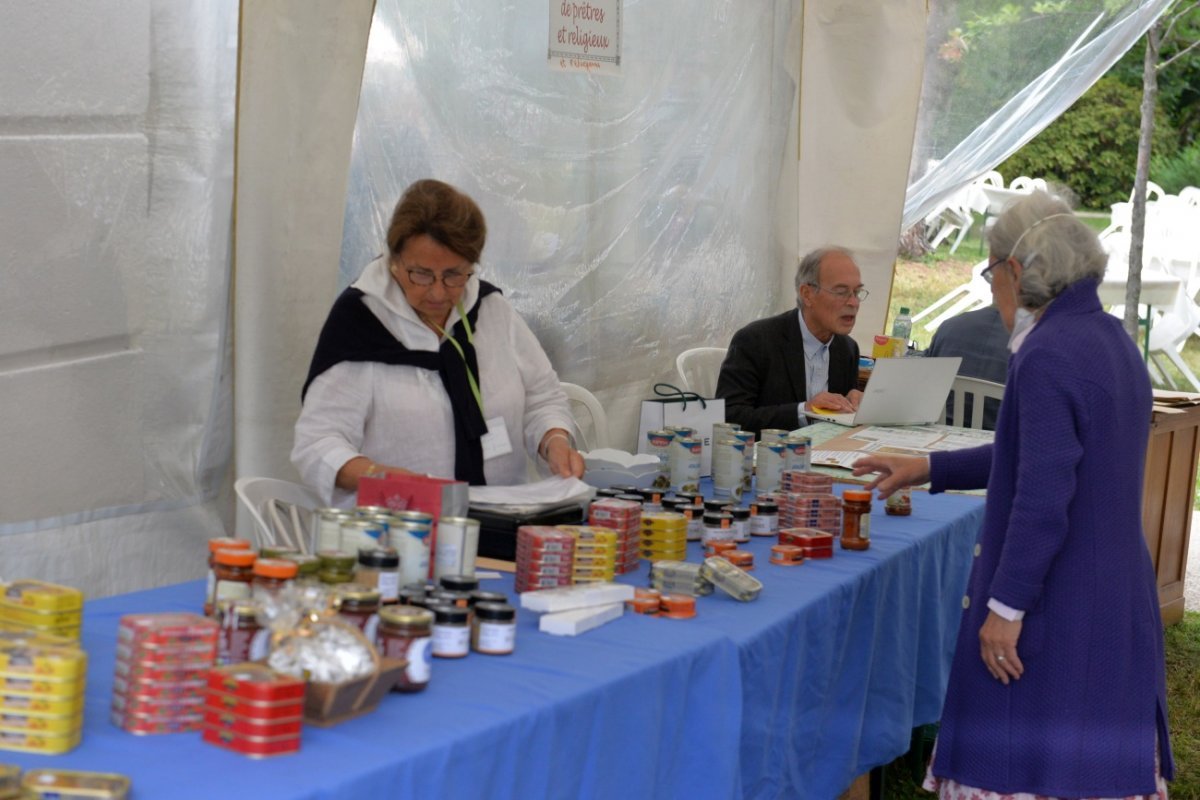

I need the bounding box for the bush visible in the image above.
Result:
[1152,141,1200,194]
[998,76,1177,210]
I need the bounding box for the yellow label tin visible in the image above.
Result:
[0,691,84,716]
[0,673,83,699]
[0,582,83,613]
[0,727,81,755]
[22,770,131,800]
[0,645,87,680]
[0,709,83,735]
[0,627,77,649]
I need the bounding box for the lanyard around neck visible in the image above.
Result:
[430,301,484,416]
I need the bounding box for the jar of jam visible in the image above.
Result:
[471,602,516,655]
[206,537,251,611]
[749,500,779,536]
[397,585,428,608]
[428,604,470,658]
[335,584,382,640]
[251,558,298,597]
[317,549,356,584]
[730,507,751,542]
[885,486,912,516]
[841,489,873,550]
[207,548,256,616]
[216,600,262,665]
[376,605,434,692]
[260,546,299,559]
[282,553,321,584]
[356,547,401,603]
[467,590,507,608]
[430,589,470,609]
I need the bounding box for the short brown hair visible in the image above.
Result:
[386,179,487,263]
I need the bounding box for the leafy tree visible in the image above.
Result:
[997,76,1177,209]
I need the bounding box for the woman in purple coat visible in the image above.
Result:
[855,191,1173,799]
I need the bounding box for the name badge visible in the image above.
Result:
[480,415,514,461]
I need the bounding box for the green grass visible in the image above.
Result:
[878,612,1200,799]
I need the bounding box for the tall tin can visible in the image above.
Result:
[755,441,787,494]
[434,517,480,579]
[339,518,387,553]
[759,428,789,444]
[783,435,812,472]
[645,429,675,489]
[669,437,702,494]
[313,508,354,553]
[732,430,755,492]
[711,439,746,499]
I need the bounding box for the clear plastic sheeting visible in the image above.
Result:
[904,0,1173,228]
[0,1,237,596]
[341,0,801,450]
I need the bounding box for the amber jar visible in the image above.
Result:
[471,602,516,655]
[252,558,298,597]
[429,604,471,658]
[216,600,261,665]
[885,487,913,517]
[207,548,256,616]
[335,584,382,639]
[841,489,873,550]
[376,605,434,692]
[206,538,251,611]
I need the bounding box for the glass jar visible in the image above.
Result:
[467,590,507,608]
[216,600,262,665]
[471,602,516,655]
[376,605,434,692]
[356,547,401,603]
[206,537,251,612]
[335,584,382,640]
[282,553,321,584]
[259,546,299,559]
[730,507,751,542]
[251,558,298,598]
[317,549,356,585]
[428,604,470,658]
[207,548,256,616]
[429,589,471,609]
[885,487,912,517]
[841,489,873,550]
[748,500,779,536]
[701,512,734,545]
[439,574,480,593]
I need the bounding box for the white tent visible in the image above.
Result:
[0,0,1169,597]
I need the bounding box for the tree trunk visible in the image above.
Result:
[1125,23,1161,340]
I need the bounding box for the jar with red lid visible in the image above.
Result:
[207,548,257,616]
[841,490,873,550]
[206,538,251,612]
[215,600,265,665]
[376,605,433,692]
[251,558,299,598]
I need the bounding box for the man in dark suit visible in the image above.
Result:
[716,247,864,434]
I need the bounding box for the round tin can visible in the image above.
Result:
[759,428,789,444]
[433,517,480,580]
[783,435,812,472]
[711,439,745,499]
[339,519,386,554]
[313,508,353,552]
[732,430,756,491]
[756,441,787,494]
[664,425,696,440]
[711,422,740,451]
[645,429,675,489]
[669,437,702,494]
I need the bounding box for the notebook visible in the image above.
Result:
[804,356,962,427]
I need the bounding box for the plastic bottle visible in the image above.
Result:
[892,307,913,343]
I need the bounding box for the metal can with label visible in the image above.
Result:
[759,428,789,444]
[433,517,480,580]
[755,441,786,493]
[711,439,745,499]
[339,519,387,554]
[732,430,756,491]
[668,437,702,494]
[312,508,354,553]
[783,435,812,472]
[645,429,675,489]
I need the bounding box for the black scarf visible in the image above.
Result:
[301,281,502,485]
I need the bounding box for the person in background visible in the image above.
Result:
[715,247,864,435]
[927,304,1009,430]
[293,179,583,508]
[854,190,1173,800]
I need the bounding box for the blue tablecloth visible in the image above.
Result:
[3,488,983,800]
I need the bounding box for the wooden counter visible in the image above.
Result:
[1143,403,1200,625]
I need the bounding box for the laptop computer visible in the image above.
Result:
[804,356,962,427]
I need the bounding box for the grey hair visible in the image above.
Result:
[986,189,1107,310]
[794,246,855,292]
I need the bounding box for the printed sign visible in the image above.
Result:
[548,0,621,75]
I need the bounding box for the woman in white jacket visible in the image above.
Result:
[293,179,582,507]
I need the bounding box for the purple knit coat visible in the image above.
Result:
[928,278,1174,796]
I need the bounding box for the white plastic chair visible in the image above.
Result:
[234,476,322,553]
[1147,290,1200,393]
[947,376,1005,430]
[1009,176,1048,193]
[675,347,728,397]
[560,382,610,451]
[912,258,993,333]
[1179,186,1200,207]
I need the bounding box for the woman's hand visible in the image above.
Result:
[335,456,417,492]
[540,429,585,479]
[851,454,930,498]
[979,610,1024,685]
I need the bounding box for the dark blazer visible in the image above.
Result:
[715,309,859,435]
